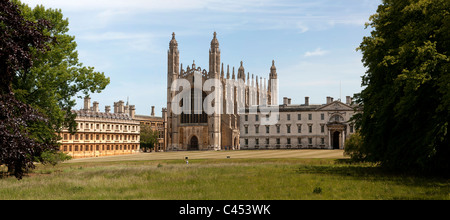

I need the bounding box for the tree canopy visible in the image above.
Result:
[1,0,110,179]
[0,0,54,179]
[12,1,110,136]
[354,0,449,173]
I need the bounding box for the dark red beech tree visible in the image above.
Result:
[0,0,56,179]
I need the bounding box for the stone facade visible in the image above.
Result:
[239,96,357,150]
[166,32,278,151]
[134,106,165,151]
[58,97,140,158]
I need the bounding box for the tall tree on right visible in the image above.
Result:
[354,0,449,173]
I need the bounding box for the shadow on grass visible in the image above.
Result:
[0,172,8,179]
[296,159,450,189]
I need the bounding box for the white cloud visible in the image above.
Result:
[79,32,151,41]
[22,0,279,14]
[304,48,329,57]
[277,56,366,105]
[327,17,368,27]
[22,0,207,12]
[297,22,309,33]
[21,0,376,34]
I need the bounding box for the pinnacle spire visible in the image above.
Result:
[232,67,235,79]
[271,60,276,70]
[210,31,219,48]
[270,59,277,79]
[238,60,245,81]
[169,32,178,50]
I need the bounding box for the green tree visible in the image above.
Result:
[140,125,159,152]
[0,0,54,179]
[354,0,449,173]
[344,132,365,162]
[11,2,110,163]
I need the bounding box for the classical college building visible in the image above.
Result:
[239,96,357,150]
[58,97,141,158]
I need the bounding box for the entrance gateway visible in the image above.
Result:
[332,131,340,149]
[188,136,199,150]
[327,120,346,150]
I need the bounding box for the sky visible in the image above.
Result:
[21,0,381,116]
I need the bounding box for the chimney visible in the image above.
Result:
[345,96,352,105]
[283,97,288,105]
[93,101,99,112]
[331,97,334,102]
[162,108,167,118]
[118,100,124,113]
[124,105,129,115]
[288,98,291,105]
[84,96,91,111]
[130,105,136,119]
[305,97,309,106]
[114,102,118,113]
[151,106,155,116]
[105,105,111,113]
[162,108,167,125]
[326,96,332,104]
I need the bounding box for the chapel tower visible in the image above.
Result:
[209,32,221,79]
[167,32,180,150]
[268,60,278,105]
[208,32,221,150]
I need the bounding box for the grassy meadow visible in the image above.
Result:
[0,155,448,200]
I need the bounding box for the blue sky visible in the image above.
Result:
[21,0,381,116]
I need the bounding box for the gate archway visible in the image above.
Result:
[188,136,199,151]
[332,131,340,149]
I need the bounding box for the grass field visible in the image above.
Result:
[0,150,448,200]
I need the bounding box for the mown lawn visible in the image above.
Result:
[0,158,448,200]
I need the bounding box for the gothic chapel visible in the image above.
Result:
[166,32,278,151]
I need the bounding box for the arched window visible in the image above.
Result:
[329,114,345,123]
[181,88,208,124]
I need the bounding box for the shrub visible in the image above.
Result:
[313,187,322,194]
[344,132,365,162]
[37,150,72,166]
